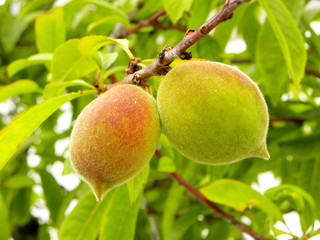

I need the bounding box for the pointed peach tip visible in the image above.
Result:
[91,185,109,202]
[256,144,270,160]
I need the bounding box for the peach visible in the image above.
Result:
[70,85,160,201]
[157,61,269,165]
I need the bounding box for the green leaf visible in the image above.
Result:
[93,52,118,72]
[4,174,35,188]
[62,158,74,176]
[78,35,133,59]
[200,179,283,221]
[103,66,127,80]
[59,191,109,240]
[188,0,211,29]
[127,164,149,204]
[162,0,193,24]
[0,92,94,171]
[168,206,207,240]
[256,21,288,105]
[206,164,230,182]
[8,53,52,77]
[43,80,96,100]
[68,0,128,20]
[214,5,247,50]
[51,39,98,82]
[0,193,10,240]
[265,185,316,233]
[1,14,26,53]
[0,80,42,102]
[257,0,307,86]
[238,2,260,58]
[300,157,320,218]
[11,188,32,226]
[282,0,306,21]
[272,227,293,237]
[87,16,131,33]
[157,156,176,173]
[159,134,175,158]
[35,6,66,53]
[278,134,320,159]
[39,169,65,226]
[162,182,185,240]
[99,185,141,240]
[20,0,53,17]
[136,0,162,20]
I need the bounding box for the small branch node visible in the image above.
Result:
[226,12,234,20]
[179,52,192,60]
[184,29,195,37]
[126,57,142,75]
[132,73,143,85]
[200,25,209,35]
[158,46,173,63]
[157,66,172,75]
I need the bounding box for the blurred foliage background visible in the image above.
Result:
[0,0,320,239]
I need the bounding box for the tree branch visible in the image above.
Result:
[270,117,304,125]
[155,150,269,240]
[120,10,166,38]
[305,66,320,78]
[170,172,270,240]
[107,0,250,89]
[150,22,186,32]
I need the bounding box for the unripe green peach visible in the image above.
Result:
[157,61,269,165]
[70,85,160,201]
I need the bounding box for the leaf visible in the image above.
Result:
[5,174,35,188]
[265,184,316,232]
[214,5,247,50]
[282,0,306,21]
[1,14,26,53]
[188,0,211,29]
[0,193,10,240]
[162,182,185,240]
[136,0,162,20]
[99,185,141,240]
[78,35,133,59]
[0,92,94,171]
[298,157,320,219]
[11,188,32,226]
[272,227,293,237]
[43,80,96,100]
[206,164,230,182]
[278,134,320,159]
[39,169,65,226]
[157,156,176,173]
[35,6,66,53]
[8,53,52,77]
[127,164,149,204]
[168,206,207,240]
[92,52,118,72]
[238,2,260,58]
[200,179,283,221]
[59,191,109,240]
[162,0,193,24]
[20,0,53,16]
[51,39,98,82]
[67,0,127,20]
[256,21,288,105]
[257,0,307,86]
[0,80,42,102]
[87,16,131,33]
